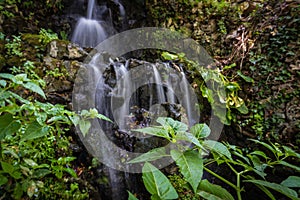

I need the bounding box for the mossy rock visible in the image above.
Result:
[22,33,43,47]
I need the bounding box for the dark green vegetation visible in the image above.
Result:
[0,0,299,199]
[128,117,300,200]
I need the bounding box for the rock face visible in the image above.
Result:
[41,40,88,105]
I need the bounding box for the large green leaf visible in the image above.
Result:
[277,160,300,172]
[128,147,168,163]
[78,119,91,137]
[156,117,188,132]
[245,179,298,200]
[190,123,210,138]
[171,150,203,193]
[1,161,21,179]
[1,161,14,174]
[133,127,169,139]
[0,113,21,140]
[281,176,300,188]
[142,162,178,199]
[203,140,232,159]
[23,82,46,99]
[176,132,203,148]
[197,179,234,200]
[21,121,50,142]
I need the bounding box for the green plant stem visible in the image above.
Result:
[204,167,237,190]
[237,172,242,200]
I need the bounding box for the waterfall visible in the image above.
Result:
[87,0,95,19]
[71,0,127,47]
[71,0,107,47]
[164,63,176,104]
[152,64,166,104]
[75,54,199,199]
[113,62,131,131]
[180,72,194,126]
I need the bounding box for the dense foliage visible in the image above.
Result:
[0,0,299,199]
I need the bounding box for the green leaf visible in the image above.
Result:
[64,167,77,178]
[27,180,37,198]
[128,147,168,163]
[14,74,28,84]
[78,119,91,137]
[142,162,178,199]
[249,151,268,160]
[277,160,300,172]
[32,169,51,178]
[69,115,80,126]
[190,123,210,138]
[157,117,188,132]
[96,113,113,122]
[282,146,300,159]
[245,179,299,200]
[161,52,178,60]
[176,132,203,149]
[198,191,223,200]
[237,70,254,83]
[223,63,236,70]
[236,103,249,114]
[203,140,232,159]
[23,82,46,99]
[21,121,50,142]
[0,79,6,87]
[133,127,169,139]
[23,159,38,167]
[0,73,15,80]
[128,191,139,200]
[281,176,300,188]
[201,86,214,103]
[1,161,14,174]
[171,150,203,193]
[11,170,22,179]
[1,161,21,179]
[225,82,240,91]
[0,113,21,140]
[248,139,276,156]
[198,179,234,200]
[0,175,8,186]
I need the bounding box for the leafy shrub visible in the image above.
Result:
[5,35,22,57]
[161,52,248,125]
[38,28,58,46]
[0,64,109,198]
[128,117,300,200]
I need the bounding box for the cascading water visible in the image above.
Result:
[152,64,166,104]
[75,52,199,199]
[71,2,200,199]
[180,72,194,126]
[71,0,107,47]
